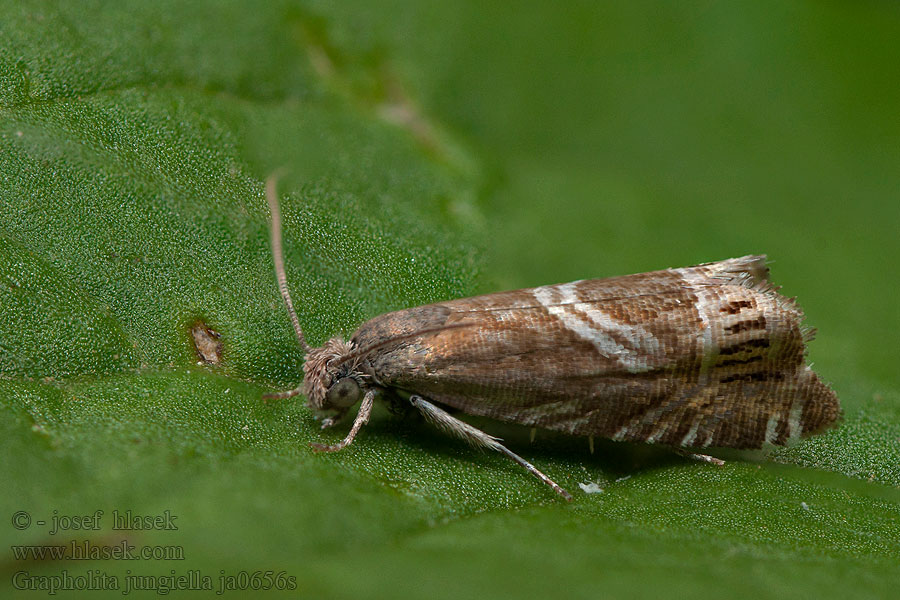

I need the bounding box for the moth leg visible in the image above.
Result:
[672,447,726,467]
[319,414,344,430]
[409,395,573,502]
[262,386,304,401]
[310,389,376,453]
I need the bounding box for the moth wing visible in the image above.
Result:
[353,256,839,449]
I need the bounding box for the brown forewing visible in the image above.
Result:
[351,256,840,449]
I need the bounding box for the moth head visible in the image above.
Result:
[302,337,367,417]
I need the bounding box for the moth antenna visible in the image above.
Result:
[262,386,304,401]
[266,172,312,355]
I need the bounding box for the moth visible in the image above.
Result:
[263,177,841,501]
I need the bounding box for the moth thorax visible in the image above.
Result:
[302,337,356,410]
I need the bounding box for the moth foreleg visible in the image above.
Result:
[310,389,376,453]
[409,395,573,502]
[319,415,342,430]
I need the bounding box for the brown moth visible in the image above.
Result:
[263,177,841,501]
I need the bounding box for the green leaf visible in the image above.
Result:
[2,2,898,599]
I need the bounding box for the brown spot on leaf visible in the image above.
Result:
[191,321,223,365]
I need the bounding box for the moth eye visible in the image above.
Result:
[326,377,361,409]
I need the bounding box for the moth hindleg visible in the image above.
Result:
[671,447,726,466]
[409,395,573,502]
[310,388,376,453]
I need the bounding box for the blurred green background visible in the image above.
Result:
[1,1,898,598]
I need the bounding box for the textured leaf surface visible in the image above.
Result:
[2,2,898,598]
